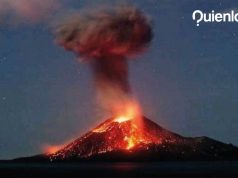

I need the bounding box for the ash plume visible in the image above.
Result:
[56,5,153,115]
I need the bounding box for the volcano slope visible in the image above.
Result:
[16,116,238,162]
[36,117,238,161]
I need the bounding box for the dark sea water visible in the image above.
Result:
[0,161,238,178]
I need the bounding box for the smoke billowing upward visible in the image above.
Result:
[56,5,153,115]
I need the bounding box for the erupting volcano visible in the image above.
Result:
[40,115,238,162]
[31,5,238,162]
[49,115,162,160]
[13,5,237,163]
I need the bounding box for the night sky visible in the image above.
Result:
[1,0,238,159]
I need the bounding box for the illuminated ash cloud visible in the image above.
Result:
[55,5,153,115]
[56,5,153,58]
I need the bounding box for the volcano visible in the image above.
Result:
[14,116,238,162]
[34,116,237,162]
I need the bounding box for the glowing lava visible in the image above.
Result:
[124,136,135,150]
[92,100,143,151]
[114,100,141,122]
[114,116,131,123]
[43,145,62,154]
[99,101,144,150]
[49,103,164,160]
[49,102,163,161]
[92,111,157,151]
[49,116,184,161]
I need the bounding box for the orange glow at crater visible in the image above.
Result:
[49,100,163,159]
[114,116,131,123]
[114,100,141,123]
[112,100,145,150]
[92,100,157,151]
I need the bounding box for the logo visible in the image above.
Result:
[192,10,238,26]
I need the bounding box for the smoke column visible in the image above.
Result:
[56,5,153,116]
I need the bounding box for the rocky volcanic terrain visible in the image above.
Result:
[14,116,238,162]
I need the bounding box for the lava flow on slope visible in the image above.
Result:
[46,103,238,162]
[48,114,186,161]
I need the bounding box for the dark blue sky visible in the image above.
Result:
[1,0,238,159]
